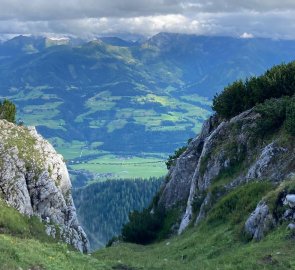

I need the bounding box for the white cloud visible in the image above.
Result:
[240,32,254,39]
[0,0,295,39]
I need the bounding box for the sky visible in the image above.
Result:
[0,0,295,40]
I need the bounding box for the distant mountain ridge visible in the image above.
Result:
[1,33,295,177]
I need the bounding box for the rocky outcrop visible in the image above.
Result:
[0,120,89,252]
[157,108,295,235]
[246,143,287,181]
[244,201,275,240]
[245,193,295,240]
[158,115,219,209]
[284,194,295,208]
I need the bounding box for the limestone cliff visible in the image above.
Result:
[157,109,295,235]
[0,120,89,252]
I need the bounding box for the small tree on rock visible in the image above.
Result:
[0,99,16,123]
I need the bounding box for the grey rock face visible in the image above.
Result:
[244,201,275,240]
[157,107,295,235]
[246,193,295,239]
[178,110,259,233]
[159,115,218,209]
[0,120,89,253]
[246,143,287,181]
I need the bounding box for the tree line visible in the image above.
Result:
[73,177,163,250]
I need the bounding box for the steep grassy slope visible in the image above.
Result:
[0,198,108,270]
[95,181,295,270]
[2,181,295,270]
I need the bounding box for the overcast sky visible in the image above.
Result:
[0,0,295,40]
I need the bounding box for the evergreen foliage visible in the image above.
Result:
[121,208,164,245]
[255,97,289,135]
[121,204,181,245]
[165,138,192,169]
[286,98,295,136]
[253,96,295,136]
[213,62,295,119]
[165,146,187,169]
[73,178,163,250]
[0,99,16,123]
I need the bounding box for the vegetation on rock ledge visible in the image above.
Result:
[0,99,16,123]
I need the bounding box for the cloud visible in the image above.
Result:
[0,0,295,39]
[240,32,254,39]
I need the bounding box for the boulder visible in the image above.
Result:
[284,194,295,208]
[245,201,275,240]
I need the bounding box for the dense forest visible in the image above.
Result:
[73,178,163,250]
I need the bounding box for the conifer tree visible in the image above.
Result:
[0,99,16,123]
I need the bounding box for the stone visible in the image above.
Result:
[0,120,89,252]
[246,143,286,180]
[158,116,217,209]
[283,209,294,219]
[245,201,275,240]
[287,223,295,230]
[284,194,295,208]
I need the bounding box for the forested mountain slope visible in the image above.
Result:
[1,33,295,175]
[73,178,163,250]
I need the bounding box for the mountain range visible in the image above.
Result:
[1,33,295,182]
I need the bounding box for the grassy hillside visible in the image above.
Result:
[2,181,295,270]
[94,181,295,270]
[0,199,107,270]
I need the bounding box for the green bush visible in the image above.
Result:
[121,208,163,245]
[213,62,295,119]
[165,146,187,169]
[285,98,295,136]
[121,205,181,245]
[212,80,247,119]
[255,97,289,135]
[0,99,16,123]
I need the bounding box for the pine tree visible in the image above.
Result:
[0,99,16,123]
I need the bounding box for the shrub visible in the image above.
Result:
[213,62,295,119]
[0,99,16,123]
[212,80,247,119]
[254,97,289,135]
[285,98,295,136]
[121,208,163,245]
[165,146,187,169]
